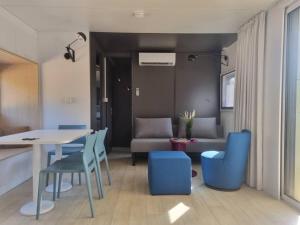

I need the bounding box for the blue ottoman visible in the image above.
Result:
[148,151,191,195]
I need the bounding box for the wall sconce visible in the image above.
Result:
[64,32,87,62]
[221,55,229,66]
[187,53,229,66]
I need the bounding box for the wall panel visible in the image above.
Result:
[0,63,39,129]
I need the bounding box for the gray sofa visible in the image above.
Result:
[131,118,226,165]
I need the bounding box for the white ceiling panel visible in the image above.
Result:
[0,0,277,33]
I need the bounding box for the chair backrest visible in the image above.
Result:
[223,130,251,177]
[58,124,87,145]
[82,134,97,171]
[94,128,108,159]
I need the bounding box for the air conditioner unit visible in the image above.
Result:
[139,53,176,66]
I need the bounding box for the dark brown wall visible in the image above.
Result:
[132,53,220,123]
[110,58,132,147]
[132,54,175,119]
[175,53,220,120]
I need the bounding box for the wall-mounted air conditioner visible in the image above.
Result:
[139,52,176,66]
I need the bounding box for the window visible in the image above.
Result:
[283,3,300,205]
[221,71,235,109]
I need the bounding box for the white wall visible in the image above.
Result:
[0,7,38,195]
[38,32,91,129]
[0,7,37,62]
[0,8,92,193]
[220,42,236,137]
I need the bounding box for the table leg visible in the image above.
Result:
[20,144,54,216]
[45,144,72,193]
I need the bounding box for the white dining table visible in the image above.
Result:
[0,129,91,216]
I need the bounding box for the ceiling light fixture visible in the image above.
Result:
[133,10,145,18]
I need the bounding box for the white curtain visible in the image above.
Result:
[234,11,266,190]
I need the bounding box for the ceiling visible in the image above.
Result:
[93,33,237,53]
[0,0,276,33]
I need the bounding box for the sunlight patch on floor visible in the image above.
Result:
[168,202,190,223]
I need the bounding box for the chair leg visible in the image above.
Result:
[46,154,51,186]
[84,171,95,218]
[71,173,74,186]
[36,172,45,220]
[78,172,82,185]
[57,173,63,199]
[94,163,104,199]
[104,154,112,185]
[52,173,57,201]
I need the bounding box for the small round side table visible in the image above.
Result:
[169,138,198,177]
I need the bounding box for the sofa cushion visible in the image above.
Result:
[192,118,218,139]
[0,126,31,149]
[130,138,226,153]
[2,126,30,136]
[135,118,173,138]
[178,119,224,138]
[131,138,171,152]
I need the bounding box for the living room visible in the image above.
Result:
[89,33,237,162]
[0,0,300,225]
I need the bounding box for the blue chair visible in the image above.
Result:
[36,134,101,219]
[46,125,86,186]
[201,130,251,190]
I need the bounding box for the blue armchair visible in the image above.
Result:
[201,130,251,190]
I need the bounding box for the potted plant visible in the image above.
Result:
[181,110,196,140]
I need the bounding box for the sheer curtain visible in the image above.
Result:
[234,12,266,190]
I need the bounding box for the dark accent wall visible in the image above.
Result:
[175,53,220,120]
[132,53,221,124]
[110,58,132,147]
[132,54,175,119]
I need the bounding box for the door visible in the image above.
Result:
[110,57,132,148]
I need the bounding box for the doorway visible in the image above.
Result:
[109,57,132,151]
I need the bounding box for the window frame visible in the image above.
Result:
[220,70,235,110]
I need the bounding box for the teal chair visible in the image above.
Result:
[93,128,112,196]
[36,134,101,219]
[57,128,111,198]
[46,124,86,186]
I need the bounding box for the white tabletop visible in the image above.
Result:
[0,129,92,145]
